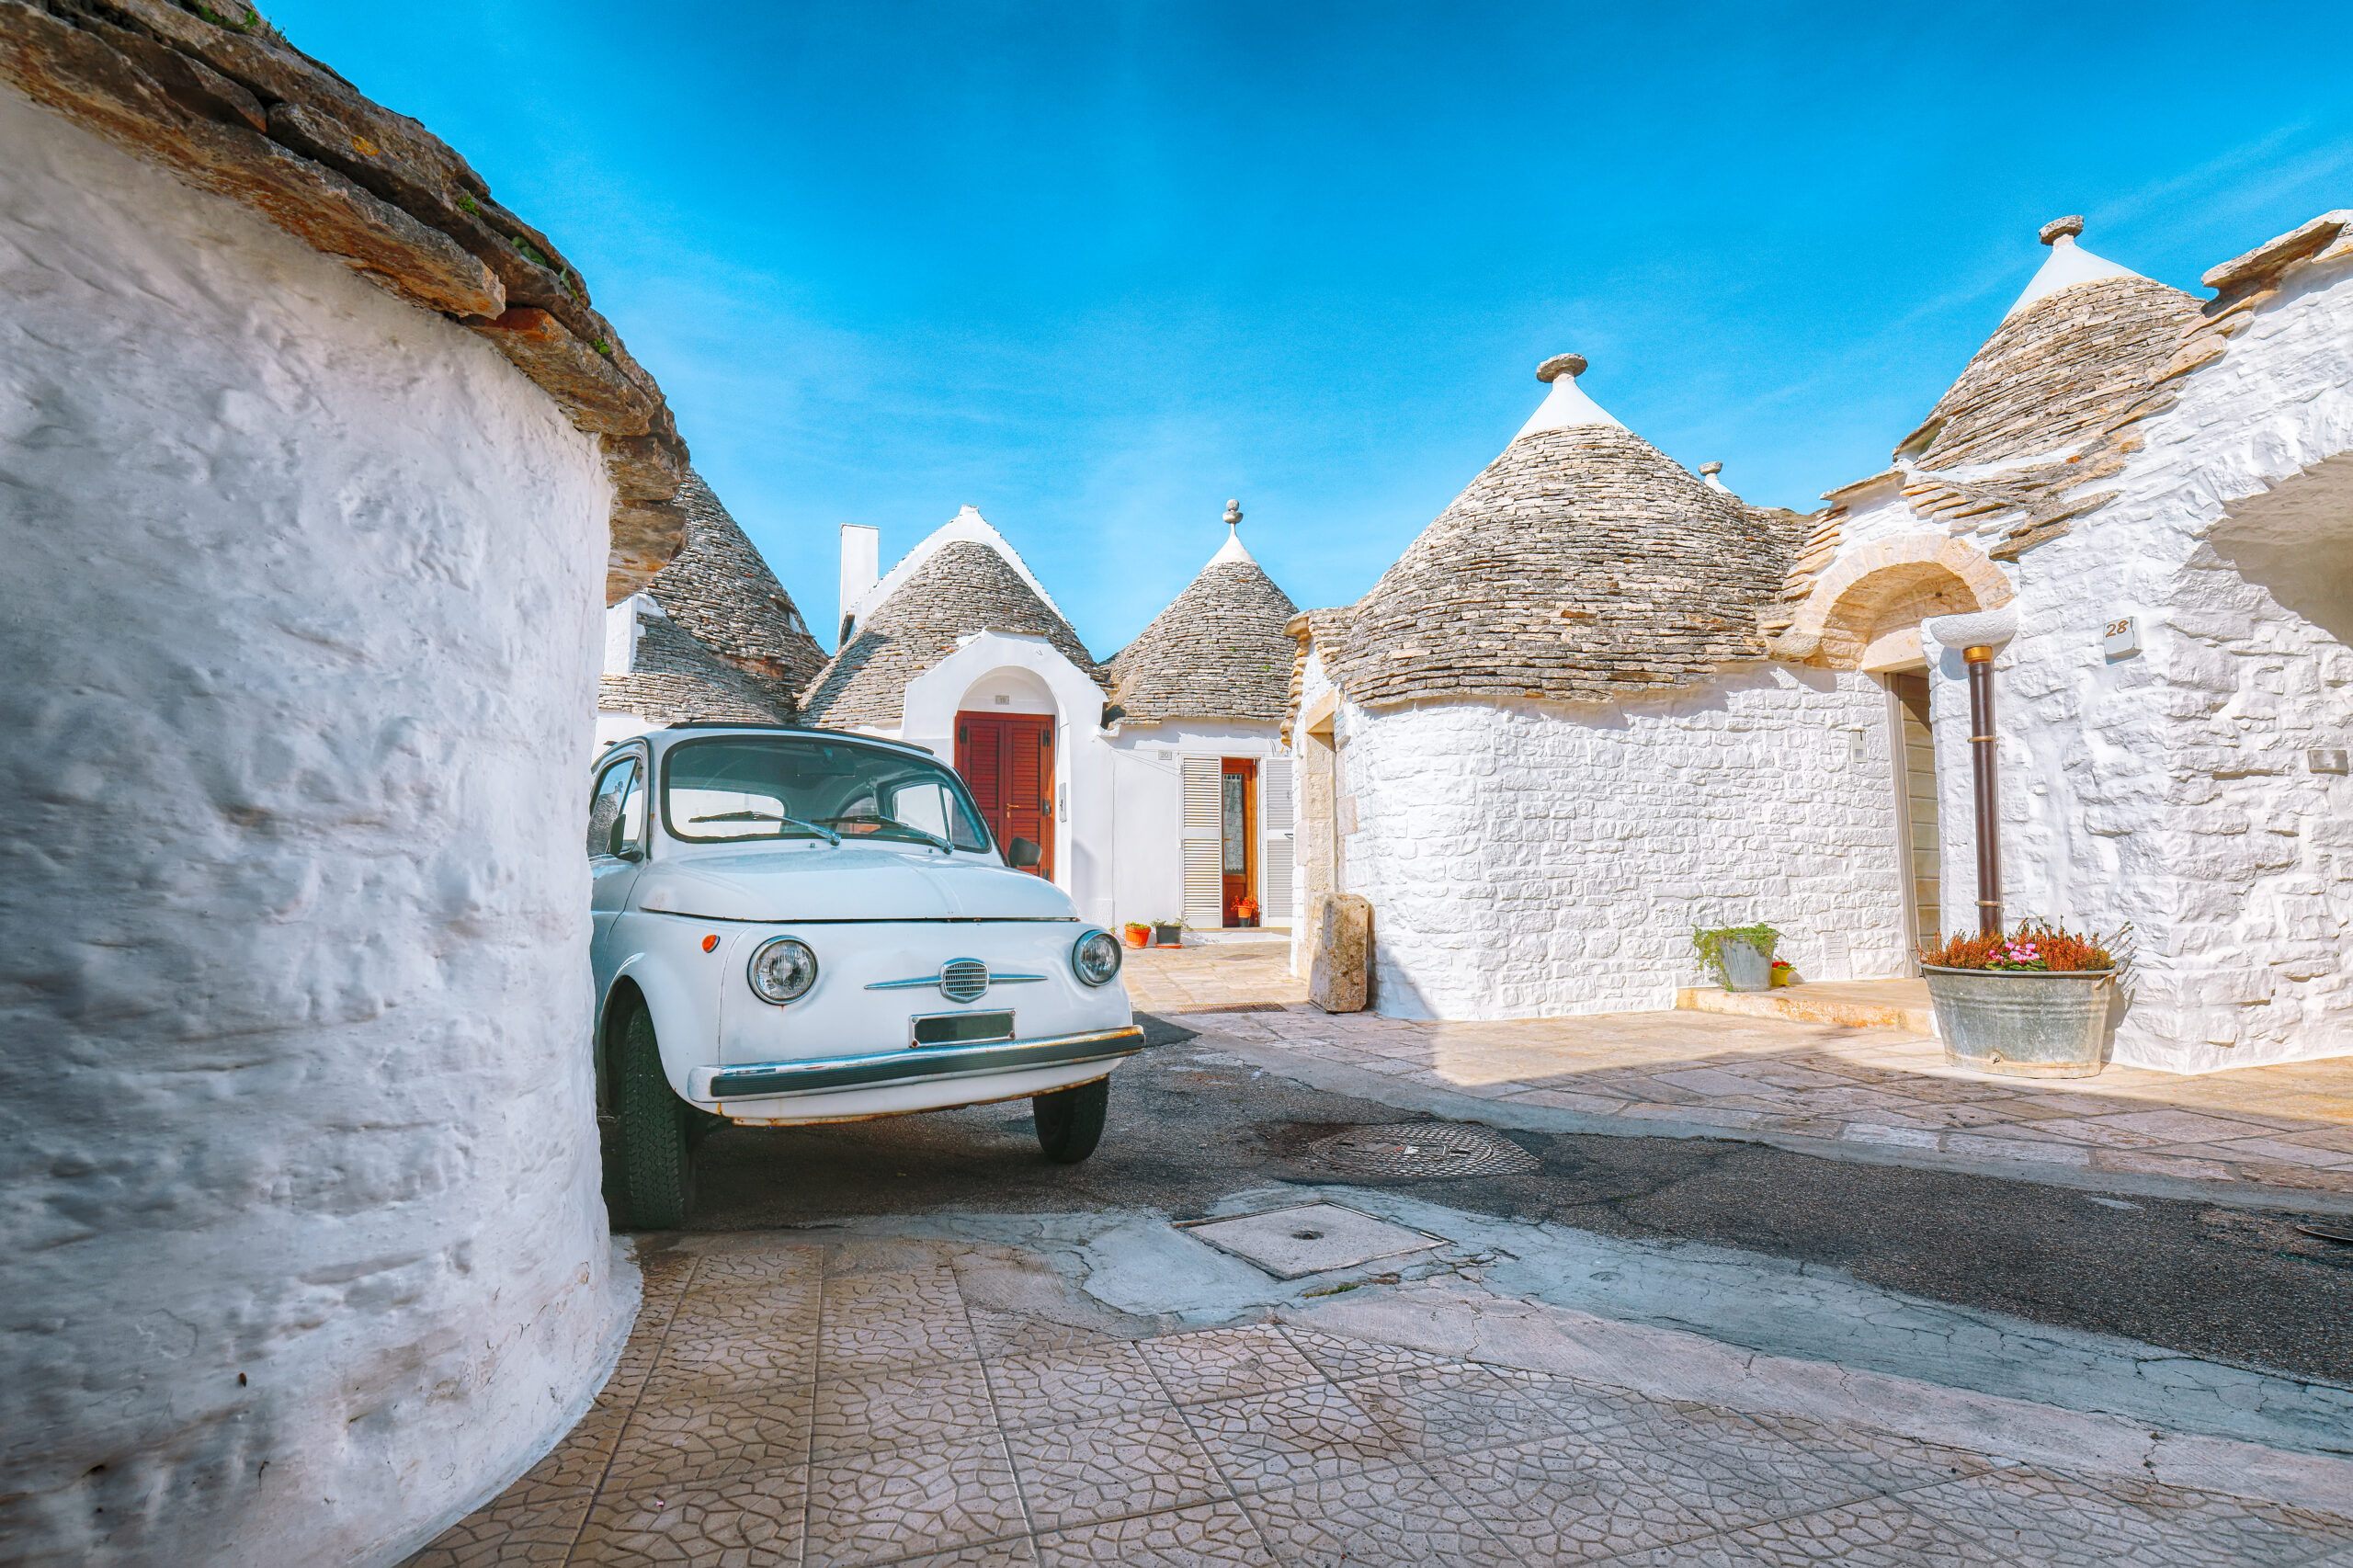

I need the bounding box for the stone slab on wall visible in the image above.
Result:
[1336,666,1906,1020]
[0,87,631,1566]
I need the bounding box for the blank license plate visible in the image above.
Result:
[910,1011,1015,1048]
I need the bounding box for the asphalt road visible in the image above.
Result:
[656,1017,2353,1386]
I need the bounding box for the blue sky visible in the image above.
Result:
[269,1,2353,655]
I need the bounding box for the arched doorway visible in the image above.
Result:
[951,665,1059,879]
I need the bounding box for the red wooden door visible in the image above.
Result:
[955,712,1053,879]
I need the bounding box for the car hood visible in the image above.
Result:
[633,844,1081,924]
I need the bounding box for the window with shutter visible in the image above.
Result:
[1180,756,1222,926]
[1260,756,1295,919]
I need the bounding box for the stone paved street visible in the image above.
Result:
[1125,938,2353,1203]
[410,939,2353,1564]
[409,1232,2353,1567]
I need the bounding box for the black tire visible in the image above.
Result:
[616,1006,696,1229]
[1033,1076,1109,1165]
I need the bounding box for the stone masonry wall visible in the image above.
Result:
[1959,251,2353,1072]
[1332,666,1906,1020]
[0,88,632,1566]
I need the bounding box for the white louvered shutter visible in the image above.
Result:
[1180,757,1223,927]
[1260,756,1295,920]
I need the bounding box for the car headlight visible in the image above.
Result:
[1071,927,1122,987]
[747,937,818,1004]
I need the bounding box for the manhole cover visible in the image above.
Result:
[1306,1122,1539,1178]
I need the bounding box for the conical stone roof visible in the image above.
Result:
[1893,219,2200,471]
[599,607,794,727]
[1109,506,1299,724]
[797,540,1108,728]
[648,473,827,707]
[1316,357,1797,710]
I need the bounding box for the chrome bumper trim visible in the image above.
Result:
[692,1024,1146,1102]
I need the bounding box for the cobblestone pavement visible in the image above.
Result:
[1125,941,2353,1201]
[408,1233,2353,1567]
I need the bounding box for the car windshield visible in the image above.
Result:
[663,734,993,851]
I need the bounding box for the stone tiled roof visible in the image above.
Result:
[600,611,791,728]
[648,473,825,708]
[1108,554,1298,724]
[1312,423,1800,710]
[1892,274,2200,472]
[797,540,1108,728]
[1,0,692,603]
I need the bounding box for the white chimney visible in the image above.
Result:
[603,593,660,675]
[837,524,880,642]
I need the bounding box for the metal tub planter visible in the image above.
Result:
[1922,966,2115,1078]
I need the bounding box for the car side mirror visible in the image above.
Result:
[608,819,642,861]
[1007,836,1042,869]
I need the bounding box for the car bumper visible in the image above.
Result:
[687,1023,1148,1103]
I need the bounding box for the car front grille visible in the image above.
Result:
[938,959,990,1003]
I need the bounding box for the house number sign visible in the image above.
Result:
[2102,615,2141,660]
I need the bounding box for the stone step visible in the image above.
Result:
[1675,979,1938,1034]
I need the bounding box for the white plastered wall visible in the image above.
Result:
[1105,721,1290,929]
[900,631,1117,925]
[1905,253,2353,1072]
[1328,665,1905,1019]
[0,88,633,1567]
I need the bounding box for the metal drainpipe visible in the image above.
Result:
[1966,644,2000,935]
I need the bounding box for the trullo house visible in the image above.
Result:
[1283,353,1893,1020]
[1293,211,2353,1075]
[0,5,707,1562]
[798,502,1302,931]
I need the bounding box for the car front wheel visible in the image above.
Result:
[1033,1076,1108,1165]
[616,1005,696,1228]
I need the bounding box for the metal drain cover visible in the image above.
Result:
[1306,1122,1539,1178]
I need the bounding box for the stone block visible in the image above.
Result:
[1308,894,1371,1014]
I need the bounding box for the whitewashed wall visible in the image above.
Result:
[0,89,632,1567]
[1922,253,2353,1072]
[1107,721,1289,929]
[1330,665,1905,1019]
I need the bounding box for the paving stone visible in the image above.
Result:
[569,1471,806,1566]
[967,1308,1120,1361]
[804,1433,1028,1565]
[1006,1407,1230,1532]
[1346,1364,1574,1459]
[984,1340,1171,1428]
[812,1358,996,1459]
[1595,1403,1882,1529]
[1904,1464,2353,1567]
[650,1316,821,1398]
[1036,1500,1276,1566]
[820,1279,977,1374]
[1239,1460,1522,1567]
[400,1488,591,1567]
[1733,1411,2010,1495]
[1662,1494,1987,1566]
[1423,1432,1717,1562]
[1139,1325,1324,1405]
[607,1390,813,1491]
[1183,1380,1410,1491]
[1277,1327,1466,1384]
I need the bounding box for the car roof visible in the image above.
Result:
[631,723,938,763]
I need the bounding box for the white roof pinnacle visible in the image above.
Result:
[1209,497,1256,565]
[1699,460,1731,494]
[2004,216,2144,320]
[1516,352,1626,439]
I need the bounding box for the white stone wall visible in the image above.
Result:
[1941,252,2353,1072]
[1332,665,1906,1019]
[0,89,632,1567]
[1107,721,1289,930]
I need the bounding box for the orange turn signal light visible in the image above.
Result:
[701,934,720,953]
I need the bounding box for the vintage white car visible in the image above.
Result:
[587,722,1142,1227]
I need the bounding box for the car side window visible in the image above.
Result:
[587,756,645,859]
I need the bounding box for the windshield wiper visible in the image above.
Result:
[688,811,842,845]
[819,813,955,852]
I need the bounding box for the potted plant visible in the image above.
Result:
[1152,918,1183,948]
[1234,897,1260,928]
[1919,922,2121,1078]
[1768,959,1795,988]
[1692,924,1780,993]
[1121,922,1150,949]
